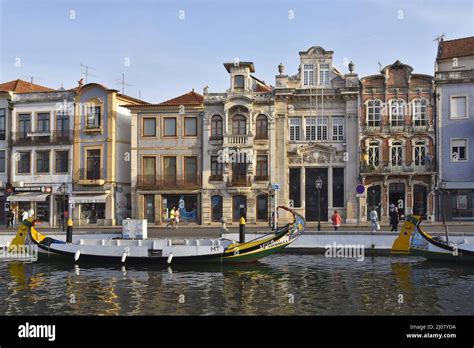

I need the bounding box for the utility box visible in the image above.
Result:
[122,219,147,239]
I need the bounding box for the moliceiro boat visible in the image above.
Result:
[391,215,474,262]
[9,206,305,264]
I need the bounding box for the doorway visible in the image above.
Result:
[144,195,155,223]
[389,183,406,218]
[367,185,381,221]
[232,195,246,222]
[413,185,428,219]
[305,168,328,221]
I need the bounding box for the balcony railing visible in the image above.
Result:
[224,134,253,146]
[362,125,381,134]
[11,130,73,145]
[435,70,474,82]
[254,175,269,181]
[360,161,436,174]
[137,175,200,190]
[75,168,105,184]
[208,175,223,182]
[227,175,251,187]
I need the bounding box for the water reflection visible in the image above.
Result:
[1,254,474,315]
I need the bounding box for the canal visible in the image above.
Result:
[0,253,473,315]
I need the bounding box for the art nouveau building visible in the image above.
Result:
[359,61,436,222]
[127,90,203,225]
[274,46,360,223]
[202,62,275,224]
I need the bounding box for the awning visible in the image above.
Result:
[7,192,50,202]
[69,194,109,204]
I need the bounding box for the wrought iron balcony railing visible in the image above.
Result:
[137,175,200,190]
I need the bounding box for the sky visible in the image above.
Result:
[0,0,473,103]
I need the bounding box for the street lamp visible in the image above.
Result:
[267,182,276,231]
[315,177,323,232]
[439,181,448,242]
[57,182,68,231]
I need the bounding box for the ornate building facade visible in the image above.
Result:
[274,46,360,223]
[359,61,436,222]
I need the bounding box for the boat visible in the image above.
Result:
[391,214,474,262]
[8,206,305,264]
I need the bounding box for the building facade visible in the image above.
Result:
[71,83,142,226]
[436,36,474,221]
[9,89,75,226]
[0,91,12,224]
[127,90,203,225]
[359,61,436,222]
[274,46,360,223]
[202,62,275,224]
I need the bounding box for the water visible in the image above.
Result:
[1,253,473,315]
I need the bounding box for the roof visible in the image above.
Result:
[224,62,255,73]
[124,90,203,108]
[0,79,54,93]
[438,36,474,60]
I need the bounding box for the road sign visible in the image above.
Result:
[272,184,280,190]
[356,184,365,194]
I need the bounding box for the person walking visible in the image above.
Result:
[174,207,180,229]
[369,206,379,232]
[331,210,342,231]
[21,209,29,222]
[7,209,14,228]
[167,207,175,228]
[390,207,399,232]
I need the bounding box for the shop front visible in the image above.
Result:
[69,193,109,226]
[7,187,52,225]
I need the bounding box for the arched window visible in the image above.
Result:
[368,142,380,166]
[391,141,403,166]
[367,100,381,127]
[232,115,246,135]
[412,99,428,126]
[414,141,426,166]
[255,115,268,139]
[211,195,223,222]
[234,75,244,90]
[390,99,405,127]
[211,115,223,140]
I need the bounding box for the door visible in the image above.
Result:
[389,183,406,218]
[144,195,155,223]
[367,185,381,221]
[305,168,328,221]
[256,195,268,221]
[413,185,427,219]
[232,195,246,222]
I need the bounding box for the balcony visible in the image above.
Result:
[11,131,73,145]
[360,161,436,174]
[361,125,381,134]
[224,134,253,147]
[254,175,269,181]
[435,70,474,82]
[208,175,223,182]
[227,175,251,187]
[75,168,106,186]
[137,175,200,190]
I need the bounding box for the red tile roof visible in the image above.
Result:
[158,90,203,106]
[438,36,474,60]
[255,84,272,92]
[0,79,54,93]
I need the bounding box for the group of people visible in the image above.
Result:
[166,207,180,229]
[5,208,34,228]
[369,203,401,232]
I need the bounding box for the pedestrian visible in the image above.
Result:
[174,207,180,229]
[167,207,175,228]
[390,207,399,232]
[369,206,379,232]
[21,209,29,222]
[28,207,34,219]
[7,209,14,228]
[331,210,342,231]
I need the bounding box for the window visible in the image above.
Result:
[57,113,69,137]
[316,117,328,140]
[413,99,428,126]
[451,96,467,119]
[210,156,223,179]
[289,168,301,208]
[18,114,31,138]
[86,149,101,179]
[319,63,330,85]
[255,115,268,139]
[289,118,301,141]
[18,152,31,174]
[368,142,380,166]
[184,117,197,136]
[232,115,246,135]
[0,108,5,140]
[0,151,5,172]
[55,151,69,173]
[367,100,381,127]
[37,113,50,132]
[451,139,467,161]
[163,117,176,137]
[211,195,223,222]
[86,106,101,128]
[256,155,268,180]
[414,142,426,166]
[305,117,316,141]
[184,157,198,185]
[143,118,156,137]
[211,115,223,139]
[390,100,405,126]
[257,195,268,221]
[163,156,177,185]
[332,117,344,140]
[234,75,244,90]
[303,64,314,86]
[142,157,156,184]
[36,151,50,173]
[333,168,344,207]
[391,141,403,166]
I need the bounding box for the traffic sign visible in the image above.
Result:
[272,184,280,190]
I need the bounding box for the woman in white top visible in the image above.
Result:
[369,207,378,232]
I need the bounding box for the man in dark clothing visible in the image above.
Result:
[390,207,400,232]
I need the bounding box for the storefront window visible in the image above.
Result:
[80,203,106,223]
[36,201,50,223]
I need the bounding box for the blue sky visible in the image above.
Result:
[1,0,473,102]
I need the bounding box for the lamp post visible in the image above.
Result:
[315,177,322,232]
[267,182,277,231]
[439,181,448,243]
[57,182,68,231]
